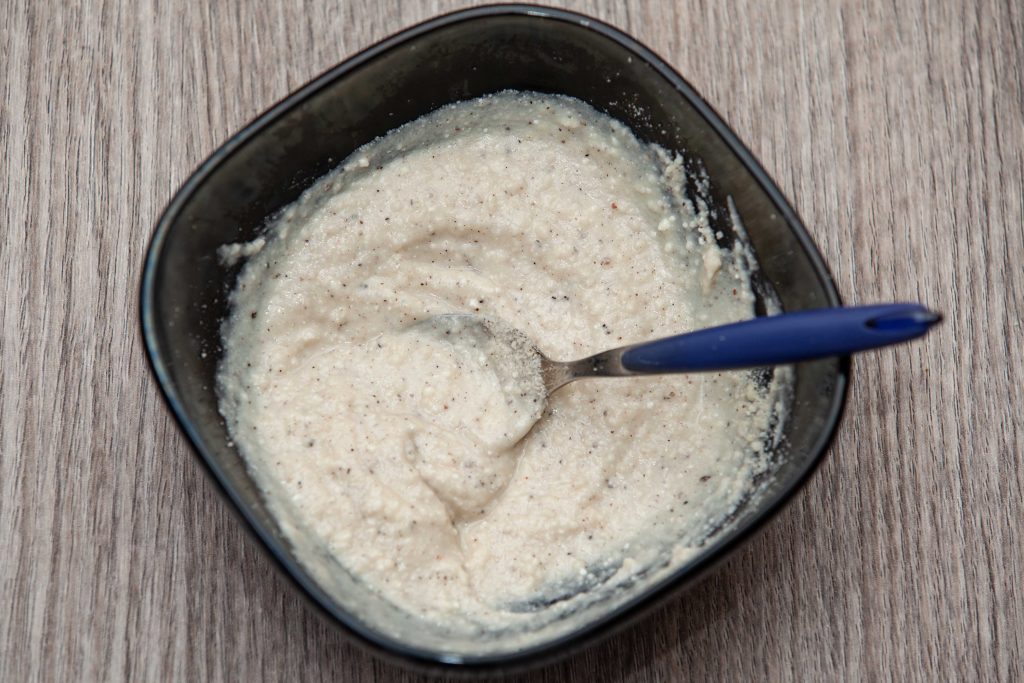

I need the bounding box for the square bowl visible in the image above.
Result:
[141,4,847,673]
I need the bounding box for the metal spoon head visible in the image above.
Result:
[415,314,549,426]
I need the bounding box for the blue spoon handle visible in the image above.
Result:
[619,303,940,373]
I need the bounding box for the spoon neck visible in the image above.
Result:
[543,348,632,395]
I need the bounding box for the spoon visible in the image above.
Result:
[420,303,941,398]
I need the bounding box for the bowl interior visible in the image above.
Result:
[142,6,844,668]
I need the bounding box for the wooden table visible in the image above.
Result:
[3,1,1021,680]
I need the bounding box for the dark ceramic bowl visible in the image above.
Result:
[141,4,847,674]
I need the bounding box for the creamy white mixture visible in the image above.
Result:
[218,92,784,634]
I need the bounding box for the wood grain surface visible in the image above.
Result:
[2,0,1022,680]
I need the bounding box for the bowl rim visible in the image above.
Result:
[140,2,849,673]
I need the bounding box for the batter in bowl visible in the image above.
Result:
[218,92,787,633]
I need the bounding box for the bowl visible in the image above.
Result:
[141,4,847,673]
